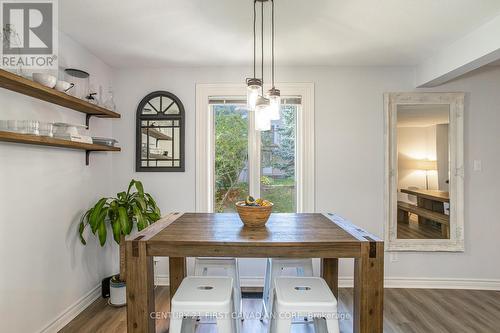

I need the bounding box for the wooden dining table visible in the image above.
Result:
[400,188,449,204]
[400,188,450,237]
[125,212,384,333]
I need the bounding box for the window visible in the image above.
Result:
[260,104,297,212]
[214,104,249,212]
[212,101,298,212]
[196,83,315,213]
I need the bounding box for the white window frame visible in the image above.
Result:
[195,83,315,213]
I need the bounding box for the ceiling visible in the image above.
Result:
[59,0,500,68]
[397,104,449,127]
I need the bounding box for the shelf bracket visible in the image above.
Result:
[85,151,91,166]
[85,114,92,128]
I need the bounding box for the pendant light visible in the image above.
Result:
[246,0,279,131]
[267,0,280,121]
[255,0,271,131]
[255,97,271,131]
[246,0,262,110]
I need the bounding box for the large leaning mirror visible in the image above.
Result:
[385,93,464,251]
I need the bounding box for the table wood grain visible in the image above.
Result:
[126,212,384,333]
[400,188,449,203]
[400,189,450,237]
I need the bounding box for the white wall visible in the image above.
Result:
[436,124,450,191]
[112,65,500,284]
[0,32,118,333]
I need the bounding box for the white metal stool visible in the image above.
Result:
[271,277,340,333]
[169,276,239,333]
[194,258,242,319]
[261,258,314,318]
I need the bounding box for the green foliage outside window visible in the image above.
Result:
[214,104,296,213]
[214,105,249,212]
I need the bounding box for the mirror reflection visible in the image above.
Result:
[141,120,181,168]
[136,91,185,172]
[396,104,450,239]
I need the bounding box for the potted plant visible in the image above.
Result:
[78,179,161,306]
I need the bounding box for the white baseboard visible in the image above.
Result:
[382,277,500,290]
[38,284,101,333]
[156,274,170,286]
[156,275,500,290]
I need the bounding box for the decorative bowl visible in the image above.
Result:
[235,201,273,228]
[32,73,57,88]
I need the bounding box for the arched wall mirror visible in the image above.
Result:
[136,91,185,172]
[384,92,464,252]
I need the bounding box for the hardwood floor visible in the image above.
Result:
[60,287,500,333]
[397,215,445,239]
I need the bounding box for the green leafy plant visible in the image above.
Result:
[79,179,161,246]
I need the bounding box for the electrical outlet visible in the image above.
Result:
[390,252,399,262]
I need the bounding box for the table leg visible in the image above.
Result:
[397,208,409,224]
[442,225,450,238]
[126,240,155,333]
[417,198,425,225]
[321,258,339,299]
[353,241,384,333]
[168,257,187,306]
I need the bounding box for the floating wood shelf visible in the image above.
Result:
[142,153,172,160]
[0,69,121,120]
[0,131,120,165]
[141,128,172,140]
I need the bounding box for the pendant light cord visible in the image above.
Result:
[253,0,256,79]
[271,0,275,89]
[261,0,264,95]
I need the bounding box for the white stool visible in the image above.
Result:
[271,277,340,333]
[169,276,239,333]
[194,258,242,319]
[261,258,314,318]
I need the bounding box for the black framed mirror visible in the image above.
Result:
[136,91,185,172]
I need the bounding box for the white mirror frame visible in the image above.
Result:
[384,92,465,252]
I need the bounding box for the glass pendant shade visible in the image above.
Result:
[267,88,281,120]
[246,78,262,110]
[255,108,271,131]
[255,95,271,131]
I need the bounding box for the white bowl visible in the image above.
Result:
[54,80,74,92]
[32,73,57,88]
[53,122,87,136]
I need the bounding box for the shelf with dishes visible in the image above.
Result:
[141,128,172,140]
[0,130,120,165]
[146,153,174,160]
[0,69,120,122]
[0,68,121,165]
[0,121,119,165]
